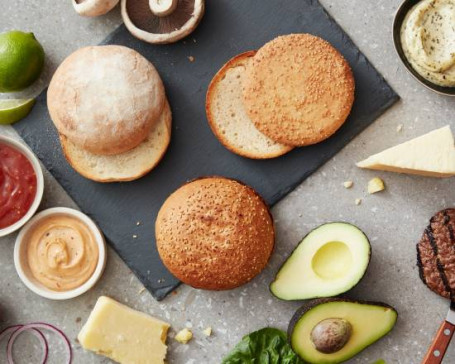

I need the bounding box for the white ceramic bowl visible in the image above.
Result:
[14,207,107,300]
[0,135,44,237]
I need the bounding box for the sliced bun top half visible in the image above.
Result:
[48,45,165,155]
[242,34,355,147]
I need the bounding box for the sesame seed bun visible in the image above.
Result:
[206,51,293,159]
[48,45,165,155]
[155,177,275,290]
[242,34,355,147]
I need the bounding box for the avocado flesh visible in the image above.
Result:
[289,299,397,364]
[270,223,370,300]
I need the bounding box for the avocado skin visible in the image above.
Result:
[288,298,398,363]
[270,222,372,301]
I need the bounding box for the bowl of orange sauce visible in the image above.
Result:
[14,207,106,300]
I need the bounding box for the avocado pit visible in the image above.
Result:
[310,318,352,354]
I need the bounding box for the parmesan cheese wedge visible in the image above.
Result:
[357,126,455,177]
[78,296,170,364]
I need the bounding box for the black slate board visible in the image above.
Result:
[14,0,399,301]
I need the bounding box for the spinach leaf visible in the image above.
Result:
[221,327,305,364]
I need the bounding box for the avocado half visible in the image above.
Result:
[270,222,371,300]
[288,298,398,364]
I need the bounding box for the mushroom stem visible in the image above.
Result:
[149,0,178,17]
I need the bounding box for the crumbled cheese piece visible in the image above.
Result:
[368,178,385,194]
[203,327,212,337]
[343,181,354,189]
[355,198,362,205]
[175,328,193,344]
[132,234,138,239]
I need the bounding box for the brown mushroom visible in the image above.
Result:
[72,0,119,16]
[149,0,178,17]
[121,0,205,44]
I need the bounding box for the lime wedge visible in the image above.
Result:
[0,98,35,125]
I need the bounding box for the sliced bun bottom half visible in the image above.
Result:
[60,99,172,183]
[206,51,293,159]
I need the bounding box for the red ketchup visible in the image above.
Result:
[0,143,37,229]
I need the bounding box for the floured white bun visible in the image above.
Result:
[206,51,293,159]
[60,99,172,183]
[48,45,165,155]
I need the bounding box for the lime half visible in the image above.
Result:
[0,98,35,125]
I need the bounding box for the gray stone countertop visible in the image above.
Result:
[1,0,454,363]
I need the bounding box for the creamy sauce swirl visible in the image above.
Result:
[401,0,455,87]
[24,214,99,291]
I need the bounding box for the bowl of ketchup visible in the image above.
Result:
[0,135,44,237]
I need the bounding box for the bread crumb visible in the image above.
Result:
[397,124,403,132]
[355,198,362,205]
[175,328,193,344]
[188,56,195,62]
[136,221,141,226]
[203,327,212,337]
[343,181,353,189]
[368,178,385,194]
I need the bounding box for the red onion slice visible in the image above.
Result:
[5,325,48,364]
[0,326,22,342]
[2,322,72,364]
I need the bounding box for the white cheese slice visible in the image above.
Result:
[78,296,170,364]
[357,126,455,178]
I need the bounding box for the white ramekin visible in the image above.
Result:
[14,207,107,300]
[0,134,44,237]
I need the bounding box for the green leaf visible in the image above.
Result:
[221,328,305,364]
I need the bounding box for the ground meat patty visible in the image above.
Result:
[417,209,455,299]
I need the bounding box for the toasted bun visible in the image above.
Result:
[156,177,275,290]
[243,34,355,147]
[206,51,293,159]
[48,45,165,155]
[60,99,172,182]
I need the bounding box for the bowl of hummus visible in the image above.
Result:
[394,0,455,95]
[14,207,106,300]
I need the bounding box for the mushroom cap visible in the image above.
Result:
[72,0,119,17]
[121,0,205,44]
